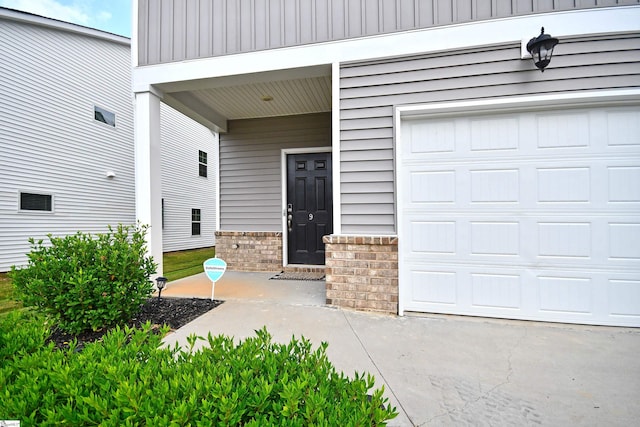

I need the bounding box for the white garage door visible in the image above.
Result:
[398,105,640,327]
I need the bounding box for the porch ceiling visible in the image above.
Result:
[157,66,332,131]
[190,76,332,120]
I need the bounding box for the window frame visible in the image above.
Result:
[191,208,201,236]
[94,105,116,127]
[198,150,208,178]
[19,191,54,213]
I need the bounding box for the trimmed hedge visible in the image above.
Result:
[0,311,398,426]
[10,224,156,334]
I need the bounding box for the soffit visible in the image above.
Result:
[168,75,332,121]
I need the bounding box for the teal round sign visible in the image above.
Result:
[203,258,227,282]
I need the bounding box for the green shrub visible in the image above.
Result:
[0,314,398,426]
[10,224,156,334]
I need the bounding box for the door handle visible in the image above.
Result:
[288,214,293,232]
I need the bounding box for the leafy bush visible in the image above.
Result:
[10,224,156,333]
[0,313,397,426]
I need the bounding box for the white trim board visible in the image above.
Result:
[331,62,342,235]
[395,89,640,121]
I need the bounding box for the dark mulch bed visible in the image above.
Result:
[47,297,223,351]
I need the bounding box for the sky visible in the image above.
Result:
[1,0,132,37]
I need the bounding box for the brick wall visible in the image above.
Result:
[215,231,282,271]
[323,235,398,314]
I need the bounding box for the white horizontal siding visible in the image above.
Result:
[339,33,640,235]
[160,103,217,252]
[0,16,219,271]
[0,18,135,271]
[219,113,331,231]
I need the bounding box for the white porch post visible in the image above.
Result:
[134,90,163,277]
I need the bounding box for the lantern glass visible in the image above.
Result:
[156,276,168,298]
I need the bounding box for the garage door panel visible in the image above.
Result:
[470,169,520,203]
[606,109,640,147]
[471,273,522,309]
[536,111,591,149]
[470,222,520,256]
[405,264,528,317]
[404,265,640,326]
[609,166,640,201]
[399,105,640,326]
[538,222,592,258]
[402,107,640,162]
[537,167,590,202]
[609,223,640,259]
[406,162,640,211]
[410,221,457,254]
[537,275,593,314]
[405,215,640,269]
[470,115,520,151]
[609,279,640,317]
[410,270,458,305]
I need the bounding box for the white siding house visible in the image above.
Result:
[133,1,640,326]
[0,8,216,273]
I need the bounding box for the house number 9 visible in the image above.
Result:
[308,213,314,221]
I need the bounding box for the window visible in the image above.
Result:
[191,208,201,236]
[94,106,115,127]
[198,150,207,177]
[20,192,52,211]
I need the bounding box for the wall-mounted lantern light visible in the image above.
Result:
[526,27,559,72]
[156,276,167,299]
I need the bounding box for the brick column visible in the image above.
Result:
[215,231,282,271]
[323,235,398,314]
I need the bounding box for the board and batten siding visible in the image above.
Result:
[160,103,217,252]
[339,33,640,235]
[219,113,331,231]
[137,0,640,65]
[0,18,135,271]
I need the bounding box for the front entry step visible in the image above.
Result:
[271,265,326,281]
[283,265,326,274]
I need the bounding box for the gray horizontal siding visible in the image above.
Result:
[219,113,331,231]
[339,33,640,235]
[137,0,639,65]
[160,103,217,252]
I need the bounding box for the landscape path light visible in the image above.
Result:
[156,276,167,299]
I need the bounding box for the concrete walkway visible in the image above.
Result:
[162,272,640,426]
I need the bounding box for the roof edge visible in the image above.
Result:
[0,6,130,46]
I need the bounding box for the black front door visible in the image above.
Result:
[287,152,333,265]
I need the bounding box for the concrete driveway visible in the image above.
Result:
[162,272,640,426]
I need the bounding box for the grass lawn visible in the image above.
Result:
[0,247,215,315]
[0,272,21,316]
[163,246,216,282]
